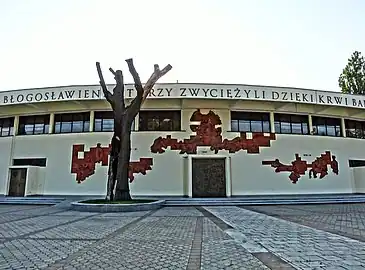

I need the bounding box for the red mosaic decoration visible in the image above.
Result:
[150,109,276,154]
[71,144,153,183]
[262,151,339,184]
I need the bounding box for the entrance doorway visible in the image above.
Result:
[192,158,226,197]
[8,168,27,197]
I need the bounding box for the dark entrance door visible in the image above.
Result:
[192,158,226,197]
[8,168,27,197]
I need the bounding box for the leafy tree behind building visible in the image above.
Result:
[339,51,365,95]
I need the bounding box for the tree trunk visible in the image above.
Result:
[105,154,117,201]
[114,121,132,201]
[96,60,172,202]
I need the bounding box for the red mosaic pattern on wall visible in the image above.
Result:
[262,151,339,184]
[150,109,276,154]
[71,143,153,183]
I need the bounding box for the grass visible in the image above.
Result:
[81,199,156,204]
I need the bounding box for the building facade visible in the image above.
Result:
[1,83,365,197]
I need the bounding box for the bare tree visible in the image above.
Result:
[96,59,172,201]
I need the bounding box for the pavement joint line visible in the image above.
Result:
[186,216,203,270]
[202,207,303,270]
[252,252,297,270]
[0,209,70,225]
[46,209,160,270]
[195,206,233,231]
[0,212,101,243]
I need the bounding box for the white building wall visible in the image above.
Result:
[229,134,355,195]
[2,105,365,197]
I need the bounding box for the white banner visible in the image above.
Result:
[1,84,364,110]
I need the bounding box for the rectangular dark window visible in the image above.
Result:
[231,111,270,132]
[312,116,341,137]
[274,113,309,135]
[94,111,135,132]
[0,117,14,137]
[139,110,181,131]
[18,115,50,135]
[345,119,365,139]
[94,111,114,132]
[13,158,47,167]
[54,112,90,133]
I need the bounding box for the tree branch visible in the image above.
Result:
[126,58,144,113]
[113,70,125,110]
[96,62,113,104]
[142,63,172,103]
[109,68,116,76]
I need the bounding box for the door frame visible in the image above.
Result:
[6,166,29,197]
[185,155,231,198]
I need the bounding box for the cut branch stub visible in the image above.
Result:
[142,63,173,103]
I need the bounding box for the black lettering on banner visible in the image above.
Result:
[58,92,64,100]
[180,88,187,96]
[345,97,348,105]
[234,88,241,98]
[157,88,164,97]
[318,95,325,103]
[272,91,279,100]
[334,96,342,104]
[327,96,333,104]
[310,94,314,102]
[17,94,24,102]
[127,88,134,97]
[44,92,50,100]
[92,90,101,98]
[352,98,357,106]
[295,93,301,102]
[227,89,232,98]
[10,96,14,103]
[64,90,75,99]
[302,94,308,102]
[149,89,156,97]
[83,90,89,98]
[210,89,218,97]
[78,90,82,98]
[282,92,288,100]
[35,93,42,101]
[202,88,209,97]
[26,94,33,102]
[165,88,173,96]
[254,90,260,99]
[220,89,223,97]
[289,92,293,100]
[51,91,57,100]
[189,88,200,96]
[243,89,250,98]
[3,96,8,103]
[262,90,266,99]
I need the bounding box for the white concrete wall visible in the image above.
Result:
[229,133,357,195]
[11,131,186,196]
[0,137,12,195]
[2,103,365,197]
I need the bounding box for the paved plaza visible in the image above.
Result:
[1,204,365,269]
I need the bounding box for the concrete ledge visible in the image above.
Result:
[71,200,165,212]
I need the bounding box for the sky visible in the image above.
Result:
[0,0,364,92]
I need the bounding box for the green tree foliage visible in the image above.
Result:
[339,51,365,95]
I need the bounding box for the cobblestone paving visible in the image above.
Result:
[244,203,365,242]
[1,204,365,269]
[206,206,365,269]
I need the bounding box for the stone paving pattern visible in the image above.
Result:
[0,204,364,269]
